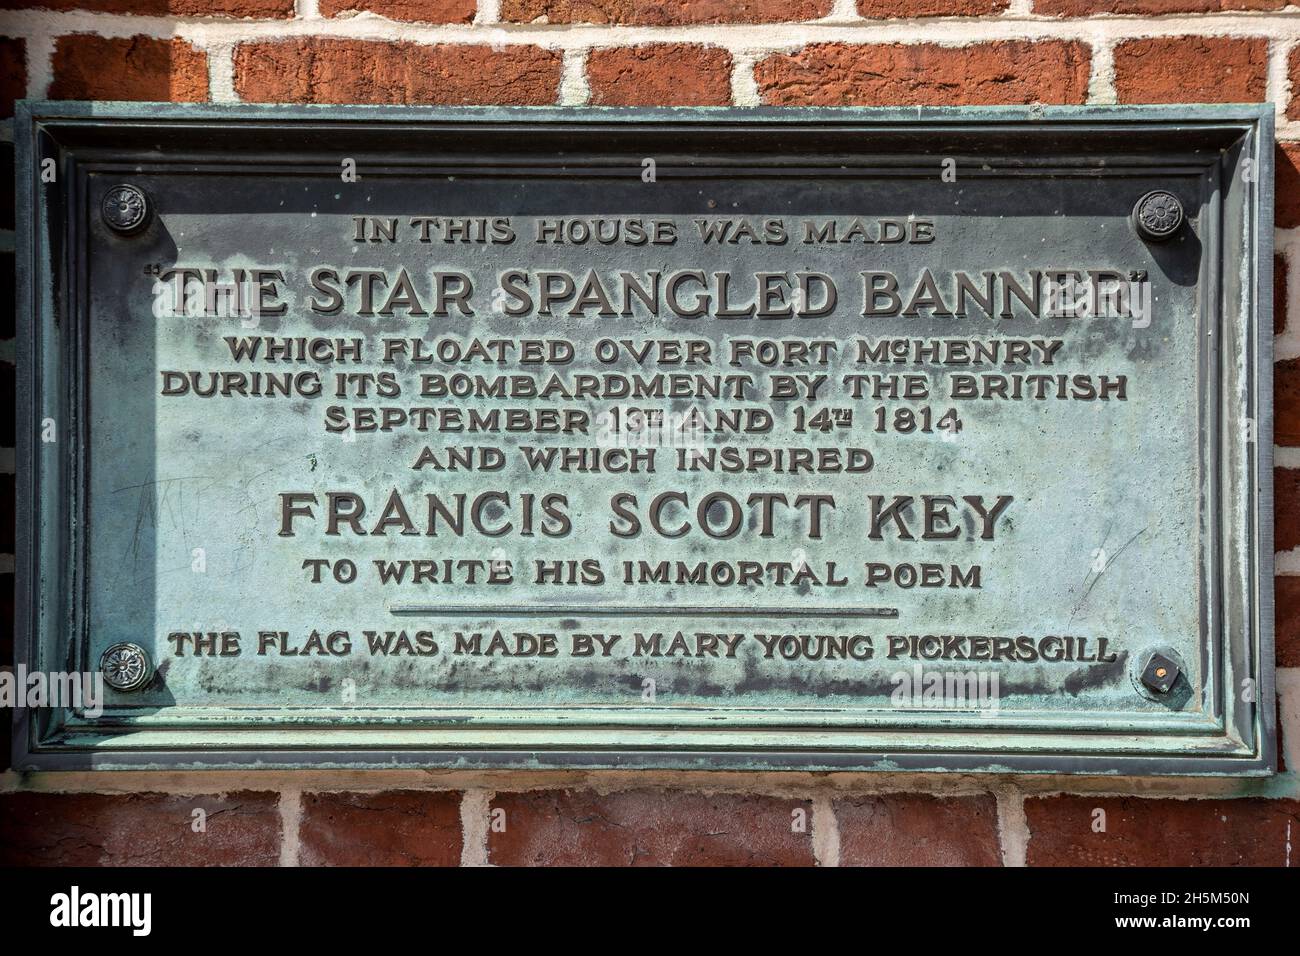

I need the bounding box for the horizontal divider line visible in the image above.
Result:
[389,604,900,618]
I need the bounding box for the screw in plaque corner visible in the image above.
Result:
[101,184,151,235]
[1138,651,1182,695]
[99,641,154,692]
[1132,190,1184,243]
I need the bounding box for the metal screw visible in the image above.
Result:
[1133,190,1184,242]
[101,184,150,235]
[99,641,154,692]
[1140,652,1181,694]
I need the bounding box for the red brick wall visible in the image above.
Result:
[2,0,1299,867]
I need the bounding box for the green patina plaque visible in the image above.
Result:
[11,102,1276,773]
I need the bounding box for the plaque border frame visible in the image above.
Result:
[11,101,1277,775]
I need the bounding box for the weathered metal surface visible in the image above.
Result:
[11,102,1276,773]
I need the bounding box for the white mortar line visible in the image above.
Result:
[278,789,302,866]
[826,0,863,21]
[1269,38,1294,131]
[1274,549,1300,573]
[1279,229,1300,359]
[995,787,1029,866]
[558,47,588,106]
[1006,0,1035,15]
[460,789,493,866]
[205,40,238,102]
[1086,34,1116,105]
[1277,445,1300,469]
[296,0,321,19]
[1279,669,1300,775]
[24,31,55,101]
[475,0,501,25]
[731,49,761,107]
[810,794,841,866]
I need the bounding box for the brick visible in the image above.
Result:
[0,792,281,865]
[1278,468,1300,551]
[1278,253,1289,337]
[0,147,11,232]
[858,0,1007,15]
[0,572,9,773]
[1289,48,1300,121]
[501,0,832,23]
[0,0,292,15]
[0,474,11,554]
[588,44,732,107]
[489,790,815,866]
[755,42,1091,107]
[836,793,1002,866]
[0,361,11,447]
[319,0,475,20]
[298,790,462,866]
[0,571,11,675]
[234,39,562,105]
[1113,37,1267,105]
[50,35,208,102]
[1036,0,1284,13]
[1277,365,1300,447]
[1276,576,1300,668]
[0,37,24,118]
[1279,143,1300,229]
[1278,693,1289,773]
[1026,795,1300,865]
[0,251,12,338]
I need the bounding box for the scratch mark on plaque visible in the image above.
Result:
[1076,519,1113,592]
[1069,526,1148,624]
[115,476,212,571]
[113,475,209,494]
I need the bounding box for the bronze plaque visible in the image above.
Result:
[12,103,1276,773]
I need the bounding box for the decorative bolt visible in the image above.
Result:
[99,641,153,692]
[1133,190,1184,242]
[101,184,150,234]
[1140,652,1181,694]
